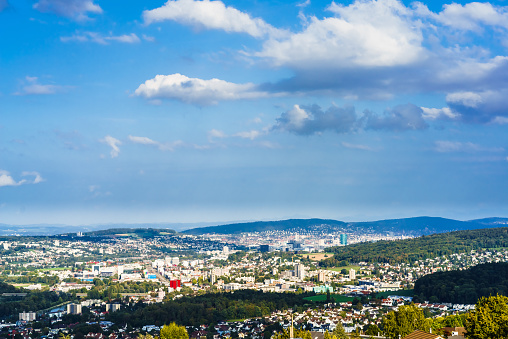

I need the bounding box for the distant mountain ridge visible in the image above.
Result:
[182,216,508,236]
[1,216,507,236]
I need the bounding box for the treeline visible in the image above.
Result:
[0,273,59,286]
[414,262,508,304]
[322,227,508,265]
[106,290,312,327]
[0,282,71,318]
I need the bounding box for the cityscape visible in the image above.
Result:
[3,0,508,338]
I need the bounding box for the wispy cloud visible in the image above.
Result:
[61,32,140,44]
[128,135,184,151]
[341,142,374,151]
[0,170,44,187]
[33,0,102,21]
[434,140,504,153]
[15,76,64,95]
[100,135,121,158]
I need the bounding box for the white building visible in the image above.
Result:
[19,312,36,322]
[349,269,356,280]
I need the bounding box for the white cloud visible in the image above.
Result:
[233,130,261,140]
[341,142,374,151]
[446,91,484,108]
[143,0,285,39]
[434,140,504,153]
[491,116,508,125]
[128,135,159,146]
[416,2,508,32]
[100,136,121,158]
[15,76,63,95]
[128,135,183,151]
[142,34,156,42]
[421,106,458,120]
[61,32,140,44]
[135,73,270,105]
[257,0,424,69]
[0,170,21,187]
[0,170,44,187]
[33,0,102,21]
[22,171,44,184]
[283,105,310,130]
[208,129,227,139]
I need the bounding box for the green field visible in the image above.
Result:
[376,289,414,298]
[304,294,355,302]
[327,265,361,272]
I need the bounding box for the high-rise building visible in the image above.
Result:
[67,303,82,315]
[295,264,305,280]
[349,269,356,280]
[106,304,121,312]
[340,233,348,245]
[318,271,326,282]
[19,312,36,322]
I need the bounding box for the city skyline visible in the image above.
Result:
[2,0,508,225]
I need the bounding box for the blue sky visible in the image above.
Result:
[1,0,508,225]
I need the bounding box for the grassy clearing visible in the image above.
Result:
[304,294,355,302]
[299,253,335,261]
[327,265,361,272]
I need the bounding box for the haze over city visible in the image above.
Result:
[2,0,508,225]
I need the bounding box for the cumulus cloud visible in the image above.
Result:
[0,170,44,187]
[61,32,141,44]
[273,104,359,135]
[415,2,508,32]
[135,73,271,105]
[100,136,121,158]
[33,0,102,21]
[128,135,183,151]
[274,103,430,135]
[257,0,424,69]
[364,104,429,131]
[15,76,64,95]
[434,140,504,153]
[444,89,508,123]
[143,0,285,39]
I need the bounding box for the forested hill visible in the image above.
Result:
[182,218,347,235]
[183,216,507,236]
[80,228,176,238]
[321,227,508,265]
[414,262,508,304]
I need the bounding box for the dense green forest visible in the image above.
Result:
[106,290,313,327]
[322,227,508,265]
[414,262,508,304]
[0,282,71,318]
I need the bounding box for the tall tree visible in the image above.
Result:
[332,322,348,339]
[466,294,508,339]
[160,322,189,339]
[382,304,431,339]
